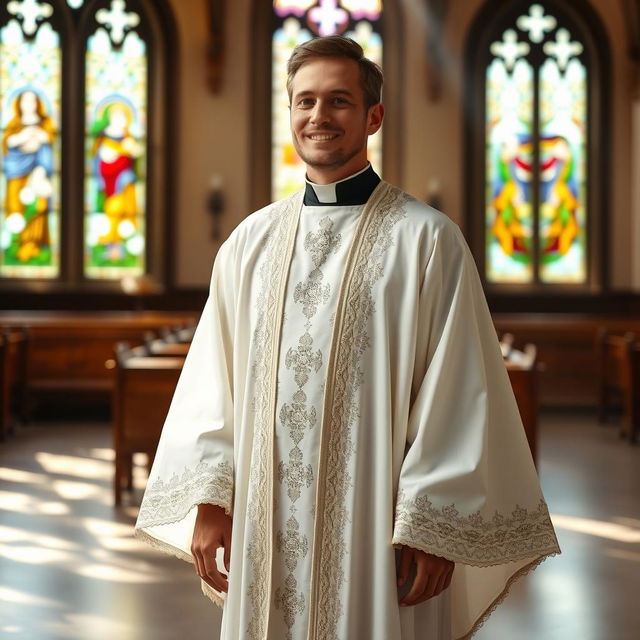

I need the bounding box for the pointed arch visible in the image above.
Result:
[464,0,610,293]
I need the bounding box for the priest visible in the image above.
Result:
[135,36,560,640]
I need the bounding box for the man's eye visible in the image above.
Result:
[298,98,314,107]
[332,97,348,105]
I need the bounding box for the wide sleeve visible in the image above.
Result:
[391,222,560,639]
[134,239,236,580]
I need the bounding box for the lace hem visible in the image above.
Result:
[136,460,233,529]
[456,550,560,640]
[392,492,560,566]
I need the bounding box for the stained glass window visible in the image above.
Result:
[272,0,383,200]
[485,4,588,285]
[0,0,61,279]
[84,0,148,280]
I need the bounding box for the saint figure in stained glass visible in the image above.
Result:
[2,89,56,265]
[90,98,143,263]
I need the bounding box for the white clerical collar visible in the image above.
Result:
[304,164,380,206]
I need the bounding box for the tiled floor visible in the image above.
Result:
[1,409,638,639]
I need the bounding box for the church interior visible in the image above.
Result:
[1,0,639,638]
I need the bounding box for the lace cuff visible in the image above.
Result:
[392,491,560,566]
[137,460,233,529]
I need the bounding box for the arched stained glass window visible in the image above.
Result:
[272,0,383,200]
[0,0,62,279]
[84,0,148,279]
[466,0,607,292]
[0,0,174,290]
[486,4,587,285]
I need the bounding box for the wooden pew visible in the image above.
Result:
[0,311,196,414]
[504,342,541,464]
[1,328,28,441]
[110,343,184,505]
[596,329,635,436]
[629,344,640,443]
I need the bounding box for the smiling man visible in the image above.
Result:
[135,36,559,640]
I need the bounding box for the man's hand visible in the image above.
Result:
[397,545,454,606]
[191,503,233,593]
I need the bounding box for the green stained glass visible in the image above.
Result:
[272,0,383,201]
[484,4,588,286]
[84,8,147,281]
[485,55,534,283]
[538,56,587,283]
[0,15,61,279]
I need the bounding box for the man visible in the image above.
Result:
[135,36,559,640]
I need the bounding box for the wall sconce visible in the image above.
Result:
[426,177,442,211]
[207,173,225,241]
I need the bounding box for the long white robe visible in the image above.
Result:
[135,182,560,640]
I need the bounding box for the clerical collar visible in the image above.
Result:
[304,164,380,206]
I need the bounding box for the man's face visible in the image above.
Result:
[289,57,383,184]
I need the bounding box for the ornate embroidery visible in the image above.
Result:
[279,389,317,446]
[272,215,344,637]
[246,192,302,640]
[278,447,314,504]
[285,332,323,387]
[277,515,309,572]
[305,217,341,268]
[136,460,233,528]
[294,269,330,320]
[309,183,409,640]
[274,574,306,639]
[392,493,560,565]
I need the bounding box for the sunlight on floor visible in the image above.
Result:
[551,513,640,543]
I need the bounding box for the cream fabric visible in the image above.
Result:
[135,182,560,640]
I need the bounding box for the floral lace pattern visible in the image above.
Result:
[392,491,560,566]
[136,460,233,528]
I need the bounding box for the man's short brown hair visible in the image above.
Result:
[286,36,383,109]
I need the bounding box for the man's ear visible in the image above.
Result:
[367,103,384,135]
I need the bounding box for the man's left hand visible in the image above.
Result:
[397,545,454,606]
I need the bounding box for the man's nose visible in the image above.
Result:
[309,101,330,125]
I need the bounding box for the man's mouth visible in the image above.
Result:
[307,133,339,141]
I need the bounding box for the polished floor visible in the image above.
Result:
[1,409,638,640]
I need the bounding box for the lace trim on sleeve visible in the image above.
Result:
[136,460,233,529]
[392,491,560,566]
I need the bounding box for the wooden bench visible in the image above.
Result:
[493,314,640,407]
[0,311,197,415]
[504,343,541,464]
[110,344,184,505]
[1,328,28,440]
[596,329,635,432]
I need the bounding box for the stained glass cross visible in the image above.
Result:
[7,0,53,36]
[308,0,348,36]
[516,4,556,44]
[543,28,583,71]
[96,0,140,45]
[490,29,530,71]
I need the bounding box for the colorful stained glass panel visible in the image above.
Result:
[0,17,61,279]
[538,56,587,283]
[84,22,147,280]
[272,0,383,201]
[485,55,534,283]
